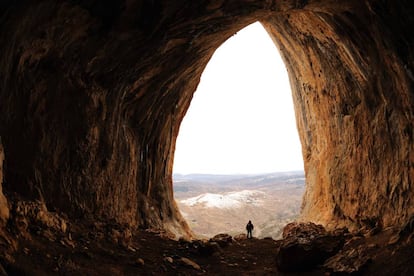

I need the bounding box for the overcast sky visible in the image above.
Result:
[173,22,304,175]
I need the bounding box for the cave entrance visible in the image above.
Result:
[173,22,305,239]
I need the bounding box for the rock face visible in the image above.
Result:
[264,1,414,229]
[0,0,412,234]
[0,139,9,225]
[276,222,345,272]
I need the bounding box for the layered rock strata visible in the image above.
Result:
[0,0,412,235]
[264,1,414,229]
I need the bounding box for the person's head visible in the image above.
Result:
[248,220,251,223]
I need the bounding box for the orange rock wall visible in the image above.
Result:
[264,1,413,228]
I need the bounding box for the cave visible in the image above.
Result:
[173,21,302,175]
[0,0,413,273]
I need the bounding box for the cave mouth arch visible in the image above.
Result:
[170,3,412,234]
[172,21,305,238]
[0,2,412,239]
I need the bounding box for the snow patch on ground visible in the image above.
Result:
[180,190,265,209]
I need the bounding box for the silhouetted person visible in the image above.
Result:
[246,220,254,239]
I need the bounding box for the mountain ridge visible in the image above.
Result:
[173,171,305,239]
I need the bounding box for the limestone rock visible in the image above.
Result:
[0,139,9,225]
[276,222,345,272]
[178,238,222,256]
[210,233,233,248]
[323,231,377,274]
[135,258,145,266]
[180,257,201,270]
[324,246,371,274]
[12,200,67,236]
[96,222,134,248]
[164,256,173,264]
[282,222,327,239]
[233,233,247,241]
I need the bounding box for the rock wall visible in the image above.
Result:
[267,1,414,227]
[0,0,412,234]
[264,1,414,228]
[0,138,9,225]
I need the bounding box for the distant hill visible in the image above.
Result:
[173,171,305,239]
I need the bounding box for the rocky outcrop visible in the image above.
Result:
[0,0,413,236]
[209,233,233,248]
[276,222,345,272]
[0,139,9,226]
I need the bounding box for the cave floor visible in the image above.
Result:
[3,222,414,275]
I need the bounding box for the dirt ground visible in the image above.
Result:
[2,218,414,276]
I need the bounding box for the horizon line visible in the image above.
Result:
[172,170,304,176]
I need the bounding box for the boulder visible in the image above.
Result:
[210,233,232,248]
[276,222,345,272]
[183,239,222,256]
[197,241,222,256]
[282,222,327,239]
[180,257,201,270]
[323,245,371,274]
[233,233,247,241]
[11,200,67,238]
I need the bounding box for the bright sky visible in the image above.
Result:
[173,22,304,175]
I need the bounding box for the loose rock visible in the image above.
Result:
[210,233,232,248]
[181,257,201,270]
[135,258,145,266]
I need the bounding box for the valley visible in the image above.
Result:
[173,171,305,239]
